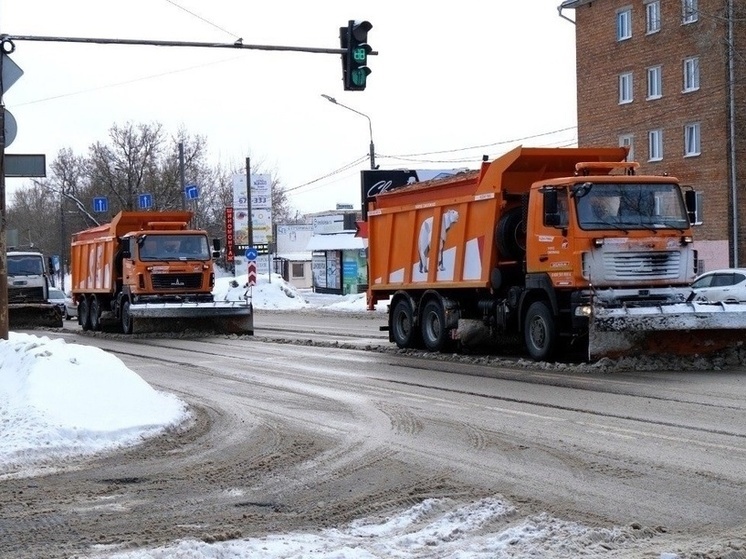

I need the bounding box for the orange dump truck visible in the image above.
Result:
[71,211,253,335]
[367,145,746,361]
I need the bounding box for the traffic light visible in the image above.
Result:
[340,20,372,91]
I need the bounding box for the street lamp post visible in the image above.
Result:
[321,94,376,170]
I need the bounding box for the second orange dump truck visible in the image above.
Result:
[71,211,253,335]
[366,146,746,361]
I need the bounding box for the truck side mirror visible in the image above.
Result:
[121,238,132,259]
[543,189,562,227]
[685,190,703,226]
[212,238,221,259]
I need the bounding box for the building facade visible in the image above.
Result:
[561,0,746,270]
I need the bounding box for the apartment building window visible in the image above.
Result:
[619,72,633,104]
[619,134,635,162]
[647,66,662,99]
[649,129,663,161]
[617,7,632,41]
[683,57,700,92]
[682,0,698,24]
[646,1,661,33]
[684,123,701,156]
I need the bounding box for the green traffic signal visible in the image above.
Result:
[352,46,367,64]
[351,67,370,87]
[341,20,372,91]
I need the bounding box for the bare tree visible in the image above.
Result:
[6,120,304,271]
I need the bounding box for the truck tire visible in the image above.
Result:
[78,297,92,331]
[421,299,451,352]
[524,301,557,361]
[90,297,102,331]
[496,206,526,261]
[121,300,133,334]
[390,299,420,349]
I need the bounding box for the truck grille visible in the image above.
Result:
[151,273,203,290]
[603,251,681,280]
[8,286,45,303]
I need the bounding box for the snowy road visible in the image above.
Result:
[4,323,746,558]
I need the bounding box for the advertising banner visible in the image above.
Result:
[359,168,469,220]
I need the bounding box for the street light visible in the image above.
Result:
[321,94,376,170]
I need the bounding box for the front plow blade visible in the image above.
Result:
[589,302,746,361]
[129,302,254,335]
[9,304,63,330]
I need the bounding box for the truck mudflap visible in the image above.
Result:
[9,304,64,330]
[588,302,746,360]
[128,301,254,335]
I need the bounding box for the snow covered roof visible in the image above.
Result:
[306,233,367,251]
[275,251,312,262]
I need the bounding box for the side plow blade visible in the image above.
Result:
[128,302,254,335]
[589,302,746,361]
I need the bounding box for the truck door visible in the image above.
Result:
[526,188,575,285]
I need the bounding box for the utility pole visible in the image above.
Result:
[0,92,6,339]
[179,142,185,211]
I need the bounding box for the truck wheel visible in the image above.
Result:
[121,300,133,334]
[90,297,102,331]
[421,299,450,352]
[78,298,92,331]
[524,301,557,361]
[390,299,419,348]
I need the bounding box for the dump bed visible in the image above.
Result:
[367,146,628,293]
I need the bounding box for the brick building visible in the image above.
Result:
[560,0,746,270]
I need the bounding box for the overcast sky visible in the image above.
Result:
[0,1,578,214]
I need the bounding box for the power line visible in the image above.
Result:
[162,0,243,43]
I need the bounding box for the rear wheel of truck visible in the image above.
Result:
[90,297,102,331]
[121,300,133,334]
[390,299,420,349]
[421,299,451,352]
[524,301,557,361]
[78,297,92,331]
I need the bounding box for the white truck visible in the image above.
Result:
[7,250,63,329]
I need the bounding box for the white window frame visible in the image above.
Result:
[619,72,633,104]
[647,65,662,99]
[683,57,700,92]
[617,7,632,41]
[619,134,635,162]
[684,123,701,157]
[649,129,663,161]
[682,0,698,24]
[646,1,661,34]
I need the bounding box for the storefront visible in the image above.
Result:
[306,233,367,295]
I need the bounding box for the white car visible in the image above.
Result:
[48,288,78,320]
[689,268,746,303]
[48,288,68,317]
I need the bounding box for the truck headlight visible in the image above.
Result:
[575,305,593,317]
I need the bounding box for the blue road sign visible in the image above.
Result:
[93,196,108,213]
[138,193,153,209]
[245,247,259,261]
[185,184,199,200]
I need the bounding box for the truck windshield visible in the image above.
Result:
[574,182,689,231]
[7,256,44,275]
[138,234,211,261]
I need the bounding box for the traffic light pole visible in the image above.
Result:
[321,95,375,170]
[0,33,378,58]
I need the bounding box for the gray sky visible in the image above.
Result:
[1,0,578,214]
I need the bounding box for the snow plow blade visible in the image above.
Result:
[9,304,64,330]
[128,302,254,335]
[589,302,746,361]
